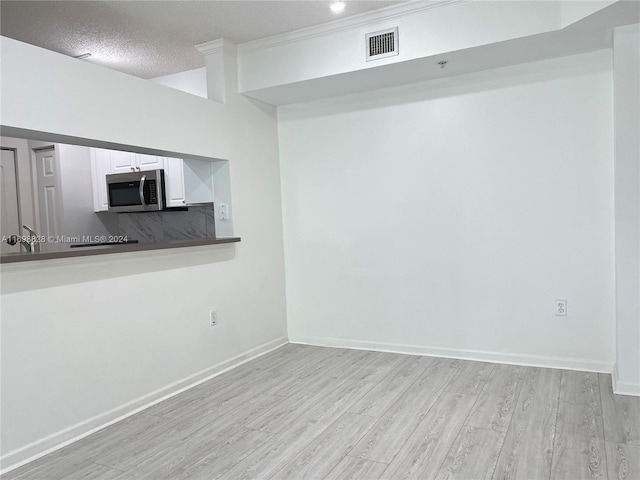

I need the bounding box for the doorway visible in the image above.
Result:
[0,148,22,254]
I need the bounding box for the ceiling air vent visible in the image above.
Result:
[366,27,399,62]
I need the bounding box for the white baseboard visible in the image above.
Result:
[0,336,288,475]
[613,380,640,396]
[290,335,614,373]
[612,363,640,396]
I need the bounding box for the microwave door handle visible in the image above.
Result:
[139,175,147,206]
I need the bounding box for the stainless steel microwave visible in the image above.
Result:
[106,169,166,213]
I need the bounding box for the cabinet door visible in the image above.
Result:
[165,157,186,207]
[136,154,164,171]
[90,148,111,212]
[109,150,137,174]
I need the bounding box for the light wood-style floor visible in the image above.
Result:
[4,344,640,480]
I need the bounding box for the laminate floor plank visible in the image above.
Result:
[100,393,282,476]
[233,343,322,376]
[198,344,309,387]
[4,460,124,480]
[59,412,168,460]
[380,392,478,480]
[159,370,290,423]
[282,378,377,434]
[263,349,371,398]
[329,351,414,383]
[492,367,561,480]
[560,370,602,414]
[188,344,323,397]
[600,374,640,446]
[350,363,458,463]
[465,364,527,433]
[268,346,353,377]
[272,412,376,480]
[433,357,465,369]
[445,361,495,395]
[244,375,345,433]
[217,418,332,479]
[317,349,380,379]
[196,365,290,394]
[62,463,124,480]
[2,413,168,480]
[99,387,283,469]
[262,368,338,399]
[94,414,214,471]
[550,401,607,480]
[145,368,289,419]
[323,456,389,480]
[221,379,377,480]
[349,356,429,417]
[605,441,640,480]
[117,427,273,480]
[170,428,273,480]
[434,426,505,480]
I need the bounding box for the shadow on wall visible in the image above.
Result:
[0,243,237,294]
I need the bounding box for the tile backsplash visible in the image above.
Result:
[119,204,216,243]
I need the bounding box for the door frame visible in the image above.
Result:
[0,137,38,243]
[0,147,23,253]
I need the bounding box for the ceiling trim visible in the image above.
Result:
[196,38,225,55]
[236,0,467,55]
[196,38,237,56]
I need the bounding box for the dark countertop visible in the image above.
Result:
[0,237,241,264]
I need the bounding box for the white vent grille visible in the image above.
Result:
[366,27,399,61]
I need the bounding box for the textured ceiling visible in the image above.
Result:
[0,0,407,79]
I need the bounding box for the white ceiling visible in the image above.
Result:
[0,0,406,79]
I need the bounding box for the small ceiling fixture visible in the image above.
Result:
[330,1,346,13]
[73,53,92,60]
[438,60,448,69]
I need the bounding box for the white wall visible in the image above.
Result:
[0,38,230,160]
[279,50,616,372]
[150,67,208,99]
[58,144,119,238]
[0,37,287,470]
[613,24,640,395]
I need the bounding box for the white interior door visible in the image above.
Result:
[34,147,63,240]
[1,148,22,254]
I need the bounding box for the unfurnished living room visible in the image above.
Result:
[0,1,639,479]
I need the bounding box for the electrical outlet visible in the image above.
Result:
[209,310,218,327]
[219,204,229,221]
[555,299,567,316]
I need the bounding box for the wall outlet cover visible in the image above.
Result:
[555,299,567,316]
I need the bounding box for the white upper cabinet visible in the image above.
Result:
[90,148,111,211]
[90,148,185,211]
[109,151,137,174]
[109,151,164,173]
[136,153,164,171]
[165,157,186,208]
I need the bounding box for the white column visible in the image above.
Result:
[613,23,640,396]
[195,38,238,103]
